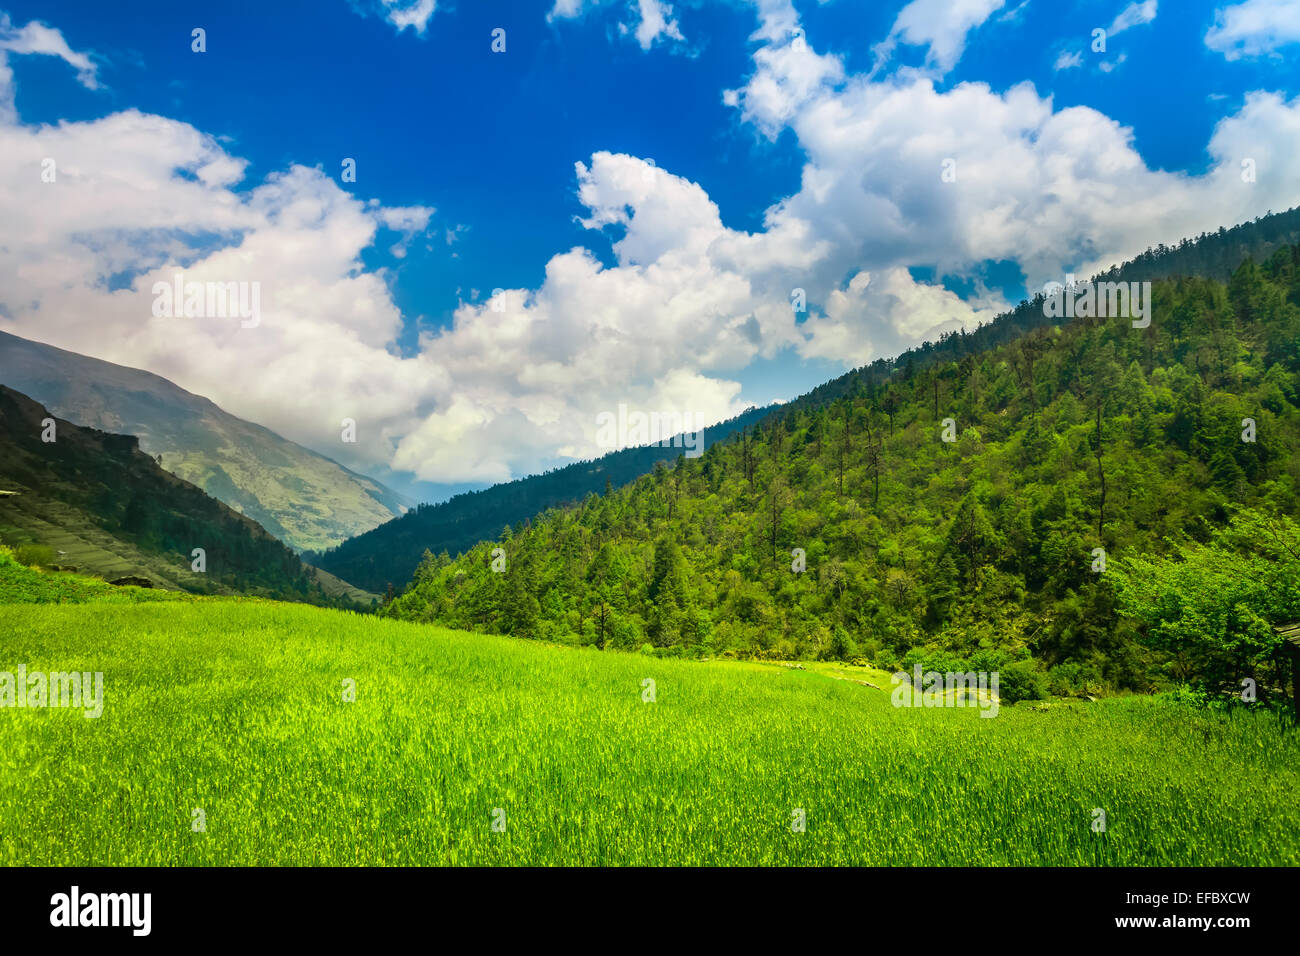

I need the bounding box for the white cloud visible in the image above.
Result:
[746,0,803,44]
[998,0,1031,23]
[0,14,98,123]
[349,0,439,35]
[1054,49,1084,71]
[0,42,762,484]
[728,15,1300,307]
[383,0,437,33]
[631,0,684,50]
[1051,2,1152,75]
[873,0,1007,76]
[8,7,1300,492]
[1206,0,1300,59]
[799,269,1008,367]
[725,35,844,138]
[549,0,684,50]
[1108,0,1158,36]
[548,0,596,20]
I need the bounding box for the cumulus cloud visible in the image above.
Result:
[724,33,844,138]
[727,11,1300,301]
[0,117,436,478]
[1205,0,1300,59]
[7,7,1300,491]
[0,27,756,484]
[873,0,1008,76]
[799,270,1009,367]
[630,0,685,49]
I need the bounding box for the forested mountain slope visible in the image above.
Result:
[0,331,412,553]
[312,403,778,592]
[0,385,362,603]
[384,248,1300,694]
[325,207,1300,596]
[788,205,1300,413]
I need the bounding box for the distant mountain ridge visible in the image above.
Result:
[0,330,412,553]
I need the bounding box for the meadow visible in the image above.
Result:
[2,586,1297,866]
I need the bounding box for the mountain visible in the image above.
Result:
[783,205,1300,414]
[311,404,780,593]
[319,205,1300,595]
[0,385,376,603]
[382,244,1300,695]
[0,330,412,553]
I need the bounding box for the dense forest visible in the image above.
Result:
[383,247,1300,704]
[311,403,778,592]
[323,208,1300,597]
[786,205,1300,414]
[0,386,330,602]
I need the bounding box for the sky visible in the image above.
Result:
[1,0,1299,504]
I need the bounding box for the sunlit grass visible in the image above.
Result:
[1,599,1296,865]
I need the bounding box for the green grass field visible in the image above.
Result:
[3,577,1297,866]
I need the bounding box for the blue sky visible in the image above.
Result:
[1,0,1299,503]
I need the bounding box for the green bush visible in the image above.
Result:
[874,647,900,672]
[13,544,55,568]
[998,659,1048,704]
[1161,684,1211,708]
[969,648,1010,673]
[901,647,968,676]
[1048,662,1085,697]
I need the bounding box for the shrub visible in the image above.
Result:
[969,648,1009,673]
[825,626,857,661]
[874,647,900,672]
[1162,683,1211,708]
[1048,662,1085,697]
[13,544,56,568]
[998,659,1048,703]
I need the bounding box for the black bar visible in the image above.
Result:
[0,866,1284,943]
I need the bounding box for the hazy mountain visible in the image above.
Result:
[0,385,377,603]
[0,331,412,553]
